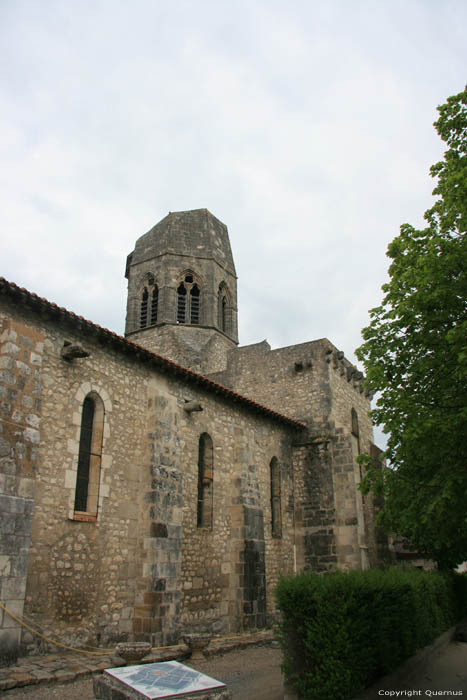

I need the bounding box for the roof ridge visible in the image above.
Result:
[0,277,306,430]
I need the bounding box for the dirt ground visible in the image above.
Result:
[3,640,466,699]
[1,646,284,700]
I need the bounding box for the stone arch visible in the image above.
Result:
[177,270,203,325]
[74,392,104,515]
[66,383,112,520]
[138,273,158,329]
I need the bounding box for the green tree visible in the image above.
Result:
[356,86,467,569]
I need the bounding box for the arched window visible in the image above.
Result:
[218,283,231,334]
[140,281,158,329]
[190,284,200,324]
[270,457,282,538]
[351,407,362,480]
[197,433,213,529]
[177,274,201,325]
[150,285,159,325]
[351,408,359,438]
[74,392,104,515]
[177,283,187,323]
[140,287,149,328]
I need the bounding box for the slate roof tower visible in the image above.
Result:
[124,209,238,373]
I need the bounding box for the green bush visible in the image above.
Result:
[275,568,467,700]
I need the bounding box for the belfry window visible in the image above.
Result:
[150,285,159,325]
[177,274,201,325]
[177,283,187,323]
[190,284,200,324]
[270,457,282,538]
[140,281,158,329]
[140,288,149,328]
[218,283,231,334]
[74,393,104,515]
[197,433,213,528]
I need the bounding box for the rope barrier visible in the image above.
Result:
[0,601,271,657]
[0,602,184,656]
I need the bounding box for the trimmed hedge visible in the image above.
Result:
[275,568,467,700]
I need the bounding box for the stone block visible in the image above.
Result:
[1,576,26,600]
[0,628,20,665]
[94,661,232,700]
[17,478,35,499]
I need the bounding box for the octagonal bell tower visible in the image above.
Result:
[124,209,238,374]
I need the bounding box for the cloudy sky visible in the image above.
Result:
[1,0,466,368]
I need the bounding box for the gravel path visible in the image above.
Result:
[1,646,284,700]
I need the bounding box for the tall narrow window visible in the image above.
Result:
[190,284,200,324]
[270,457,282,538]
[351,407,362,479]
[74,393,104,515]
[150,285,159,325]
[221,296,227,330]
[140,288,149,328]
[351,408,360,450]
[197,433,213,529]
[177,283,187,323]
[218,283,231,334]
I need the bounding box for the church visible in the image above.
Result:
[0,208,386,663]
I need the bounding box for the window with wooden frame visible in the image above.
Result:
[197,433,213,529]
[270,457,282,538]
[74,392,104,516]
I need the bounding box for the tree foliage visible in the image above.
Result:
[356,86,467,569]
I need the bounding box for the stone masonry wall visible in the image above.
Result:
[126,252,238,342]
[136,376,183,647]
[129,324,236,375]
[292,440,337,574]
[19,317,148,652]
[170,381,296,637]
[209,338,383,572]
[0,293,298,657]
[210,339,332,429]
[0,319,44,664]
[327,349,379,568]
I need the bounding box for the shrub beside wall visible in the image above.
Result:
[275,568,467,700]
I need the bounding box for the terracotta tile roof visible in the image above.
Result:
[0,277,306,430]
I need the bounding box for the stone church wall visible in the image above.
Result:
[209,339,332,429]
[0,318,44,663]
[129,324,236,375]
[209,338,383,572]
[0,291,298,659]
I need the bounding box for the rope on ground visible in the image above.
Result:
[0,601,271,658]
[0,602,184,656]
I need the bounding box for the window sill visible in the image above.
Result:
[70,512,97,523]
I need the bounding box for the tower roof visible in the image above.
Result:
[126,209,236,277]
